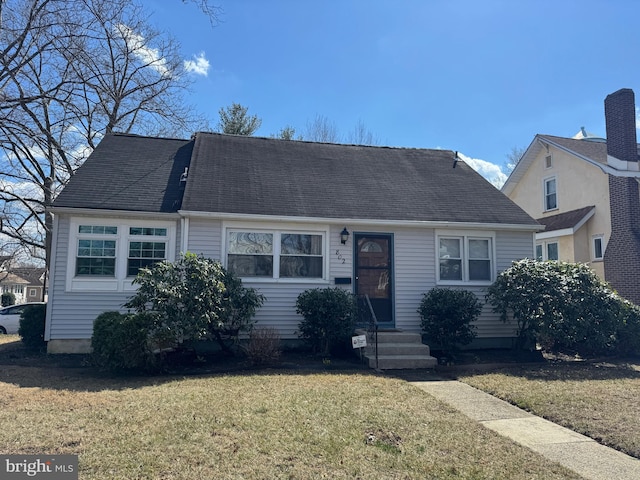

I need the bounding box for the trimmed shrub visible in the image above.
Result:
[418,288,480,355]
[244,327,281,366]
[91,311,160,373]
[1,292,16,307]
[296,287,357,356]
[18,303,46,349]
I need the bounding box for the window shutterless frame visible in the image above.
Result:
[436,232,494,284]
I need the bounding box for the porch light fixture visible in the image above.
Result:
[340,227,350,245]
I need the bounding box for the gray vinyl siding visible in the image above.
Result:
[46,214,181,340]
[186,217,222,259]
[393,227,435,332]
[47,212,535,343]
[475,230,535,338]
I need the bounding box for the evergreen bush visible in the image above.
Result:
[418,287,480,355]
[1,292,16,307]
[296,287,357,356]
[487,259,626,355]
[18,303,46,349]
[91,311,160,373]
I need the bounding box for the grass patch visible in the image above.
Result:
[0,339,584,479]
[459,359,640,459]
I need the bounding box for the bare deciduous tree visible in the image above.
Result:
[346,119,381,146]
[303,114,341,143]
[0,0,209,266]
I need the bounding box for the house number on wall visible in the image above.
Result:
[335,249,346,264]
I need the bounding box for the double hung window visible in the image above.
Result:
[76,225,117,276]
[68,219,174,291]
[438,235,493,283]
[544,177,557,211]
[127,227,168,276]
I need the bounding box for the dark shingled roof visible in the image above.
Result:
[539,134,640,164]
[54,134,193,212]
[536,206,596,232]
[54,132,538,226]
[181,133,537,225]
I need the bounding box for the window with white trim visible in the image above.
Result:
[127,227,168,276]
[438,235,493,283]
[592,235,604,261]
[544,177,557,211]
[536,241,558,261]
[227,230,324,279]
[76,225,117,276]
[67,219,175,292]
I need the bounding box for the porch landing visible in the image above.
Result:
[355,329,437,370]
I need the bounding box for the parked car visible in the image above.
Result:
[0,303,46,334]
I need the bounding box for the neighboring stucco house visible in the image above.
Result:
[45,132,539,354]
[502,88,640,305]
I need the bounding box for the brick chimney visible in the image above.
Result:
[603,88,640,305]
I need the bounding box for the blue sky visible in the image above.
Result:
[143,0,640,187]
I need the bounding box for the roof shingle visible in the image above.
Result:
[182,133,537,225]
[54,132,538,227]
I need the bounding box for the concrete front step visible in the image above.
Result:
[368,343,432,356]
[355,329,436,370]
[368,354,438,370]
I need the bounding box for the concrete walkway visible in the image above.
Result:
[411,379,640,480]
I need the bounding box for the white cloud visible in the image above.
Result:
[184,52,210,76]
[457,152,508,189]
[116,24,170,77]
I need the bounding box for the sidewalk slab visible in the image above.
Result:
[412,380,533,421]
[411,379,640,480]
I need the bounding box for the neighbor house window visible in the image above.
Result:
[227,230,324,279]
[536,241,559,261]
[593,235,604,261]
[76,226,118,276]
[127,227,167,276]
[29,288,37,297]
[544,177,557,211]
[545,154,553,169]
[438,235,493,283]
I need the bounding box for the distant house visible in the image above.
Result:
[0,272,29,304]
[46,132,539,354]
[10,267,46,303]
[502,88,640,305]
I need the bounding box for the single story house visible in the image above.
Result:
[46,132,540,353]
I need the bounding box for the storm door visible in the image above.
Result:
[355,233,394,327]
